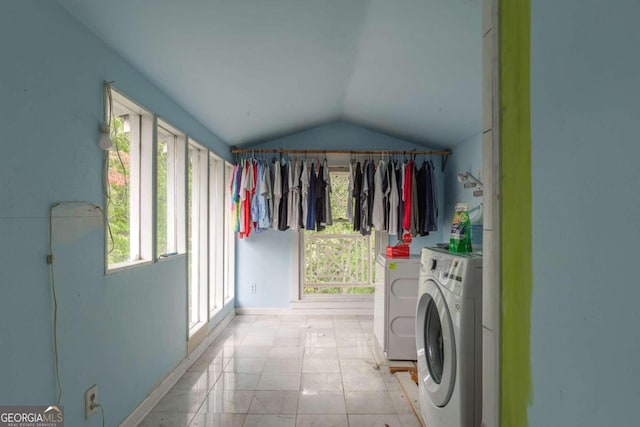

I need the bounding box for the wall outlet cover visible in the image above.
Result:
[85,384,98,418]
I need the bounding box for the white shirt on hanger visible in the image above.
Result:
[372,160,386,231]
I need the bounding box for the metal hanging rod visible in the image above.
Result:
[230,147,452,171]
[230,147,452,156]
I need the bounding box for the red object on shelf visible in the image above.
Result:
[386,245,410,258]
[386,233,412,258]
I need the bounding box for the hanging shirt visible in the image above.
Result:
[240,160,255,238]
[323,159,332,226]
[258,160,271,230]
[360,160,371,236]
[300,161,309,229]
[372,160,386,231]
[395,162,404,236]
[402,160,414,232]
[382,162,391,232]
[367,161,375,228]
[426,160,438,232]
[346,161,354,223]
[287,159,296,229]
[230,163,241,233]
[410,161,419,236]
[278,159,289,231]
[238,160,247,236]
[306,162,317,230]
[416,162,428,236]
[315,161,326,231]
[290,160,302,231]
[353,162,362,232]
[388,162,399,235]
[271,160,281,229]
[251,160,261,229]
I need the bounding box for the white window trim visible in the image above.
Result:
[188,140,209,342]
[208,153,225,319]
[223,161,236,304]
[290,231,302,302]
[105,89,153,273]
[291,228,374,309]
[290,160,375,306]
[156,118,186,259]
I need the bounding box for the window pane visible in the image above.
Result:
[107,114,132,265]
[209,156,223,317]
[105,90,155,269]
[224,164,235,302]
[425,299,444,384]
[188,147,198,327]
[302,170,375,296]
[156,131,169,256]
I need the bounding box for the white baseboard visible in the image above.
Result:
[235,307,296,316]
[237,303,374,316]
[119,309,236,427]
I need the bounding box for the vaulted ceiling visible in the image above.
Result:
[56,0,481,148]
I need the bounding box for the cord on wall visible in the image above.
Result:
[90,402,105,427]
[48,202,107,407]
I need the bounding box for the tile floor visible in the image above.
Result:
[138,314,422,427]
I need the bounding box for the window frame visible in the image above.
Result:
[155,118,186,259]
[223,162,236,304]
[187,139,209,338]
[208,153,225,319]
[105,89,153,273]
[300,168,376,298]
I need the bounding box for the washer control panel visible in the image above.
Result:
[421,249,467,296]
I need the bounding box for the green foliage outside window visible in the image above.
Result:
[107,116,131,265]
[304,171,375,295]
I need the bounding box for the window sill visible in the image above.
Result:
[157,253,186,263]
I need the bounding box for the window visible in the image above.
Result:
[106,90,153,271]
[188,140,209,335]
[223,162,236,302]
[301,169,375,297]
[156,120,186,258]
[208,154,224,318]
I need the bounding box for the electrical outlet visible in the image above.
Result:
[85,384,98,419]
[250,283,257,294]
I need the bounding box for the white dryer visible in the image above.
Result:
[416,247,482,427]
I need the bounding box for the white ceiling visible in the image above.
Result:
[57,0,481,148]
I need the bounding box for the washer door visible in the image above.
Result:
[416,279,456,407]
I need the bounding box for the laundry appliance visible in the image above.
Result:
[416,247,482,427]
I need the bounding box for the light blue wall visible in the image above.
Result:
[0,2,231,426]
[443,133,483,245]
[235,230,293,308]
[530,1,640,425]
[235,121,446,307]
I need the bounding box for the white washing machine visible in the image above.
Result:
[416,247,482,427]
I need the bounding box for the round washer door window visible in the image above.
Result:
[415,279,456,408]
[425,299,444,384]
